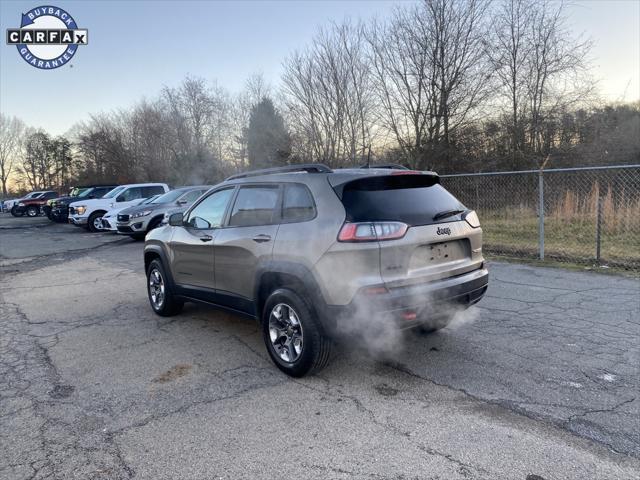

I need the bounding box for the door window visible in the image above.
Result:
[117,187,143,202]
[142,185,165,197]
[186,188,234,229]
[228,186,280,227]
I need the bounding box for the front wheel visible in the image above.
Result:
[146,259,183,316]
[262,288,331,377]
[26,206,39,217]
[10,206,23,217]
[87,211,105,232]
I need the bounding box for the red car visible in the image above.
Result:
[11,191,59,217]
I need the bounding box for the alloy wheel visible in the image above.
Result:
[148,268,165,309]
[93,216,104,230]
[268,303,304,363]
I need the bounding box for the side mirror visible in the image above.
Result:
[169,212,184,227]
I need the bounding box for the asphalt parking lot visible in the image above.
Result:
[1,215,638,480]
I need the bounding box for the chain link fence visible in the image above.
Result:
[441,165,640,272]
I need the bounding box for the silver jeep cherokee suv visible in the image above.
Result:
[144,164,488,377]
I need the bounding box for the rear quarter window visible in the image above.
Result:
[282,184,315,223]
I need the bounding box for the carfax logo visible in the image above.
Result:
[5,5,88,69]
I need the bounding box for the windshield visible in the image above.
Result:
[151,190,184,204]
[77,187,97,198]
[102,186,125,199]
[70,187,89,197]
[142,195,160,205]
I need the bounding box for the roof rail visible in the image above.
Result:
[226,163,333,181]
[359,163,409,170]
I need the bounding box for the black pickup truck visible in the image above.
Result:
[47,185,118,222]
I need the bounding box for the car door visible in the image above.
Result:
[213,184,281,309]
[169,187,236,293]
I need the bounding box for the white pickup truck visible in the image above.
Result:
[69,183,169,232]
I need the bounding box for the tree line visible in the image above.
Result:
[1,0,638,196]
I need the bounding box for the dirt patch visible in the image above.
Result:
[49,384,75,399]
[374,383,399,397]
[152,364,192,383]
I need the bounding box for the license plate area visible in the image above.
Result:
[410,240,469,269]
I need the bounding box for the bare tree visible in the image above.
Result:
[283,20,375,167]
[487,0,531,165]
[0,114,26,195]
[367,0,491,169]
[489,0,594,166]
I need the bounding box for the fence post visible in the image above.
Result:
[538,170,545,260]
[596,194,603,263]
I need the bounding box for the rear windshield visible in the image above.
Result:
[339,175,465,226]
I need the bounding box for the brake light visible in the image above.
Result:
[338,222,408,242]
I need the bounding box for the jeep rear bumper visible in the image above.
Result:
[321,267,488,331]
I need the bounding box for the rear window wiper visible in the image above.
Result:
[433,209,465,221]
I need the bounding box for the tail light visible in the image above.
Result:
[463,210,481,228]
[338,222,408,242]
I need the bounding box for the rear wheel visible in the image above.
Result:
[26,206,39,217]
[146,259,183,316]
[262,288,331,377]
[87,211,106,232]
[10,206,23,217]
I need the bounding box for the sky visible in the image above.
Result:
[1,0,639,136]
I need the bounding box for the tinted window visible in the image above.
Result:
[117,187,143,202]
[282,184,315,222]
[43,192,58,199]
[153,189,185,204]
[92,187,114,198]
[340,175,465,226]
[187,188,234,229]
[104,186,125,199]
[142,186,165,197]
[229,186,279,227]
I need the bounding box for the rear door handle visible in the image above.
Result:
[252,234,271,243]
[200,235,213,242]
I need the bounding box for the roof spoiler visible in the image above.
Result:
[226,163,333,181]
[359,163,408,170]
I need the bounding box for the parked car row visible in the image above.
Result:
[2,183,212,240]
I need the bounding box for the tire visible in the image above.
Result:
[262,288,332,377]
[87,211,106,233]
[146,259,183,316]
[26,206,39,217]
[11,206,23,217]
[147,216,163,232]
